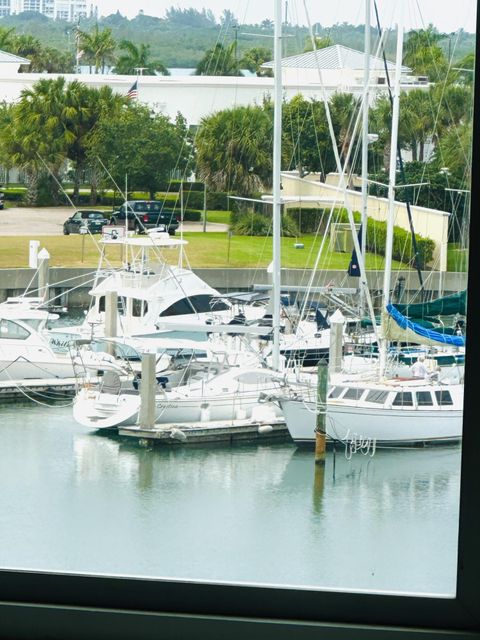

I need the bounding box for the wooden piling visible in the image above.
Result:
[139,351,156,430]
[315,360,328,464]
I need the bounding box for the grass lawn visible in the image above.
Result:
[0,232,409,271]
[206,210,231,224]
[447,243,468,272]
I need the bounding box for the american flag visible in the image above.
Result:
[126,80,138,100]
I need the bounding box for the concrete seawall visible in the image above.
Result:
[0,267,468,309]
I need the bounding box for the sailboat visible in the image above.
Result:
[276,13,465,446]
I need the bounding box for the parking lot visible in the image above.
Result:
[0,206,228,235]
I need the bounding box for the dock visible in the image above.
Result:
[0,377,78,403]
[119,417,290,446]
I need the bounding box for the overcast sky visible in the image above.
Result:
[95,0,476,33]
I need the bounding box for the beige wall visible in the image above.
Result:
[281,172,449,271]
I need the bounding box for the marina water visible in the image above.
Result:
[0,402,460,595]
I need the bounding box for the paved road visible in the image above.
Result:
[0,206,229,236]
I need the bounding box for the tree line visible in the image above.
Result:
[0,10,474,73]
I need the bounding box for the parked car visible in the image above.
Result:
[109,200,179,235]
[0,192,4,210]
[63,210,110,235]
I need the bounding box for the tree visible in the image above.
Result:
[86,104,191,198]
[240,47,273,76]
[303,35,333,52]
[77,24,117,74]
[195,42,242,76]
[0,26,15,50]
[282,94,335,177]
[195,104,272,196]
[400,89,435,162]
[329,92,360,172]
[403,24,448,82]
[5,77,73,204]
[114,40,169,76]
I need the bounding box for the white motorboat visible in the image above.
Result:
[0,314,126,382]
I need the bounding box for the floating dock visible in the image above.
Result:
[0,377,78,403]
[119,417,290,446]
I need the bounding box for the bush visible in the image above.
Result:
[230,210,299,237]
[2,187,26,202]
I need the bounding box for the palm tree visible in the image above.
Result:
[114,40,169,76]
[0,26,15,50]
[303,35,333,52]
[77,25,117,74]
[240,47,272,77]
[7,78,72,203]
[329,92,360,172]
[195,42,242,76]
[400,89,435,162]
[403,24,448,82]
[195,104,272,195]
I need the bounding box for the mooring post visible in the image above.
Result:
[37,248,50,302]
[329,308,345,375]
[315,360,328,464]
[139,351,156,430]
[104,291,118,338]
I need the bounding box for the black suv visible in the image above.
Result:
[63,210,109,235]
[109,201,179,235]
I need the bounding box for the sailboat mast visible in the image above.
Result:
[379,16,404,376]
[360,0,371,317]
[272,0,282,370]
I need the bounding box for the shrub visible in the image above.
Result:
[230,210,299,237]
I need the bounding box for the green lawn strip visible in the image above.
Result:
[447,243,468,272]
[0,232,412,270]
[205,210,231,224]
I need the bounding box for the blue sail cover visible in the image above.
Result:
[386,304,466,347]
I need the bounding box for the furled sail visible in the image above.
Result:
[394,290,467,319]
[384,304,466,347]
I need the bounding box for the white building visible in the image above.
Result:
[0,48,29,75]
[261,45,428,97]
[0,0,89,20]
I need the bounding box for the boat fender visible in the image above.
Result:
[258,424,274,434]
[170,428,187,442]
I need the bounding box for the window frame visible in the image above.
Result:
[0,11,479,639]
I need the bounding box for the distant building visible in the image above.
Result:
[0,0,93,21]
[261,44,429,95]
[0,48,29,74]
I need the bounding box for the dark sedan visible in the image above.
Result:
[63,210,109,235]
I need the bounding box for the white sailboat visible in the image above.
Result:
[276,10,465,446]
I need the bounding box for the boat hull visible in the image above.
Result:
[279,397,463,445]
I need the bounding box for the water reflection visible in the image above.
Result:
[0,405,460,594]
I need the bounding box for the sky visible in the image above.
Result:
[94,0,477,33]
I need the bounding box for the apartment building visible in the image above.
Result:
[0,0,90,20]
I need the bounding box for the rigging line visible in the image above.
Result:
[372,1,426,297]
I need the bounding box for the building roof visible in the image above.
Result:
[261,44,410,73]
[0,49,30,65]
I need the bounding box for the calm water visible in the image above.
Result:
[0,403,461,595]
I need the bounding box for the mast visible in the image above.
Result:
[271,0,282,370]
[379,16,404,377]
[359,0,371,317]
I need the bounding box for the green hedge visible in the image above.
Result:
[230,210,299,237]
[2,187,26,202]
[287,207,435,267]
[69,189,228,211]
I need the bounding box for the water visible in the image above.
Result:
[0,403,460,595]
